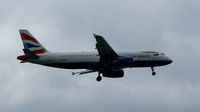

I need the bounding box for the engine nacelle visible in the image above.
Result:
[112,56,134,67]
[102,69,124,78]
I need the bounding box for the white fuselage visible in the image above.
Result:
[27,51,172,70]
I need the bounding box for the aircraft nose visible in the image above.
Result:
[167,58,173,64]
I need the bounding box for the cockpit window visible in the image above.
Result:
[161,53,165,55]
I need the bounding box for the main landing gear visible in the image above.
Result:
[151,67,156,76]
[96,73,102,82]
[96,75,102,82]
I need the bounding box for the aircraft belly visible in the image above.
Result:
[43,62,99,69]
[133,60,171,67]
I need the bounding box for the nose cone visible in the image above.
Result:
[167,57,173,64]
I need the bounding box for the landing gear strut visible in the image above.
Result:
[151,67,156,76]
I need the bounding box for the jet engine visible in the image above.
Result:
[112,56,134,67]
[102,69,124,78]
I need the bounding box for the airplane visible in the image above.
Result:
[17,30,172,82]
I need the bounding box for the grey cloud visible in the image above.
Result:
[0,0,200,112]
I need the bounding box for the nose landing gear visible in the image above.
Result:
[151,67,156,76]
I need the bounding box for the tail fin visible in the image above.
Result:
[19,29,48,54]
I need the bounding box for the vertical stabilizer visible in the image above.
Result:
[19,29,48,54]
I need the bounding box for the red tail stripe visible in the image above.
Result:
[32,49,47,54]
[20,33,39,43]
[17,55,28,61]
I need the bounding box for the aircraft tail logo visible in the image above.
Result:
[19,30,48,54]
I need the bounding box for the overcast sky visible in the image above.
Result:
[0,0,200,112]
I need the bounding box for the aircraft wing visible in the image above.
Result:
[72,70,97,75]
[93,34,118,60]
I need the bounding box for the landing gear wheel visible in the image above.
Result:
[96,76,102,82]
[152,72,156,76]
[151,67,156,76]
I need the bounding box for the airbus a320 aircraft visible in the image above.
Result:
[17,30,172,82]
